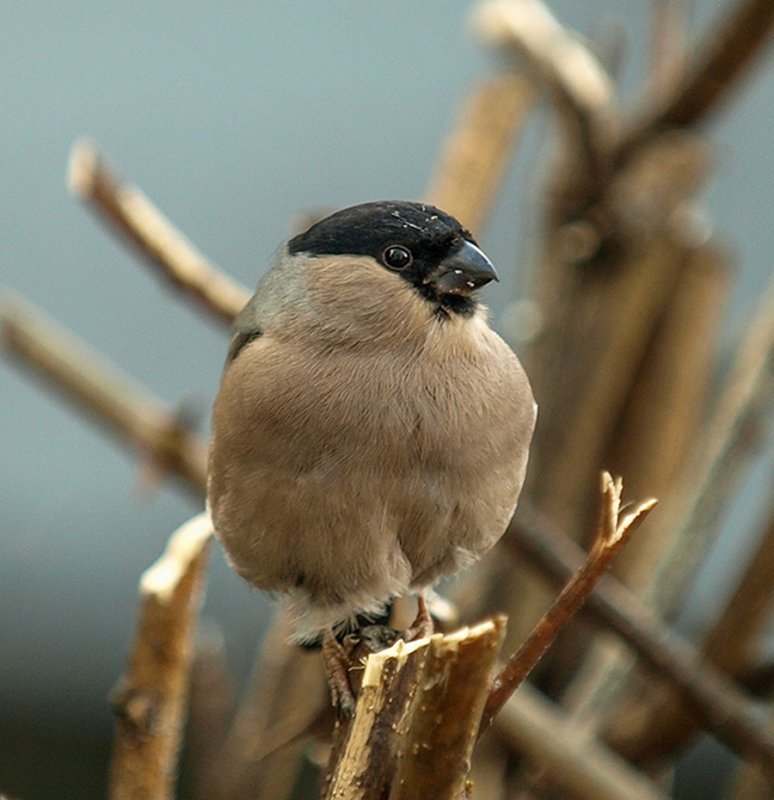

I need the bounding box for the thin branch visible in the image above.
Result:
[496,682,668,800]
[704,502,774,671]
[523,219,705,547]
[211,610,327,800]
[646,0,690,100]
[473,0,615,179]
[425,72,536,235]
[643,261,774,618]
[620,0,774,157]
[1,293,208,494]
[726,687,774,800]
[187,625,237,800]
[109,512,212,800]
[68,139,250,325]
[509,506,774,774]
[603,492,774,770]
[479,473,656,734]
[606,245,729,585]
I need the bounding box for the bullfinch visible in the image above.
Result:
[207,201,536,659]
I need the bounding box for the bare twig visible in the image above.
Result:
[605,496,774,770]
[1,293,208,495]
[479,473,656,734]
[212,610,327,800]
[525,224,706,545]
[325,619,507,800]
[187,625,236,800]
[726,689,774,800]
[647,0,690,100]
[473,0,615,179]
[643,262,774,618]
[608,244,729,577]
[109,512,212,800]
[548,245,729,743]
[533,254,774,731]
[703,501,774,673]
[68,139,250,325]
[509,507,774,773]
[425,73,536,234]
[496,682,668,800]
[620,0,774,157]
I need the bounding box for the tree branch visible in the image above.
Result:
[509,506,774,774]
[496,682,668,800]
[1,293,208,495]
[211,610,327,800]
[643,259,774,619]
[108,512,212,800]
[473,0,615,180]
[68,139,250,325]
[646,0,690,101]
[425,72,536,235]
[479,473,656,734]
[619,0,774,158]
[325,619,507,800]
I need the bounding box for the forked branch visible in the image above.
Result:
[479,472,657,734]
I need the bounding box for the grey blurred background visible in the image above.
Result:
[2,2,773,798]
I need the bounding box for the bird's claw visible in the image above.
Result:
[322,629,357,718]
[404,593,435,641]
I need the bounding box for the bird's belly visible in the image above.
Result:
[210,428,519,606]
[208,334,531,630]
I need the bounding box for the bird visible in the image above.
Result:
[207,201,536,703]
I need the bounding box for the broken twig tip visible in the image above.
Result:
[599,471,658,545]
[616,497,659,541]
[67,138,100,197]
[140,511,213,603]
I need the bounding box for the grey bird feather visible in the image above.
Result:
[207,201,537,642]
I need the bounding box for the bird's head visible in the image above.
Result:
[288,201,498,317]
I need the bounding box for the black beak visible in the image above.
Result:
[432,240,499,296]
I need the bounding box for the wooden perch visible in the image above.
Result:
[68,139,250,325]
[0,293,208,495]
[480,472,656,733]
[109,512,212,800]
[325,618,507,800]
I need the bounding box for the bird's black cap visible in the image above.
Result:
[289,201,496,316]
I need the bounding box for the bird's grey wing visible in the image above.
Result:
[225,328,262,365]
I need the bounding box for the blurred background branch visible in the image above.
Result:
[2,0,774,798]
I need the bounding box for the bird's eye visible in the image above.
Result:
[382,245,413,271]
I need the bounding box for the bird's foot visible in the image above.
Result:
[404,593,434,641]
[322,629,357,718]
